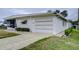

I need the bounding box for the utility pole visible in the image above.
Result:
[78,8,79,21]
[78,8,79,23]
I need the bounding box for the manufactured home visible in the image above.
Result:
[4,12,72,36]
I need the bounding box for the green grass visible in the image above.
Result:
[21,29,79,50]
[0,30,19,39]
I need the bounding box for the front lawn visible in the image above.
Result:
[0,30,19,39]
[21,29,79,50]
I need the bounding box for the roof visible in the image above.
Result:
[4,12,68,21]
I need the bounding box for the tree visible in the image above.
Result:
[55,10,60,13]
[53,10,60,14]
[60,10,68,17]
[47,10,52,13]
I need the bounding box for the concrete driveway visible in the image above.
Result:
[0,32,52,50]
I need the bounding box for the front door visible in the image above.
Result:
[7,19,16,28]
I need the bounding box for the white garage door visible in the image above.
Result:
[34,17,53,33]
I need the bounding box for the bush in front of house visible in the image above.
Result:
[16,28,30,32]
[65,27,73,36]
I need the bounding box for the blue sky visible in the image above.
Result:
[0,8,78,21]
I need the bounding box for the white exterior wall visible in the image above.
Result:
[16,16,53,33]
[15,16,71,36]
[52,16,67,35]
[16,17,34,32]
[66,22,72,29]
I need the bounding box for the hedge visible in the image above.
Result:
[16,28,30,32]
[65,27,73,36]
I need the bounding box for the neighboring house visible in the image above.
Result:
[4,12,72,36]
[72,21,79,30]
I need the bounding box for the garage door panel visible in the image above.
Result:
[35,30,52,33]
[35,26,52,29]
[35,22,53,25]
[35,24,52,26]
[35,19,52,22]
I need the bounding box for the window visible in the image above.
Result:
[21,20,27,24]
[62,20,66,26]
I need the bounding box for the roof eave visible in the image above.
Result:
[4,13,68,21]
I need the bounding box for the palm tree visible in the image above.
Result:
[60,10,68,17]
[53,10,60,14]
[55,10,60,13]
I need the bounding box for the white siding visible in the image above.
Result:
[16,16,53,33]
[16,17,34,31]
[66,22,72,29]
[53,16,67,35]
[15,16,71,36]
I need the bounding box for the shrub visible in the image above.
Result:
[0,25,7,29]
[16,28,30,32]
[65,27,73,36]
